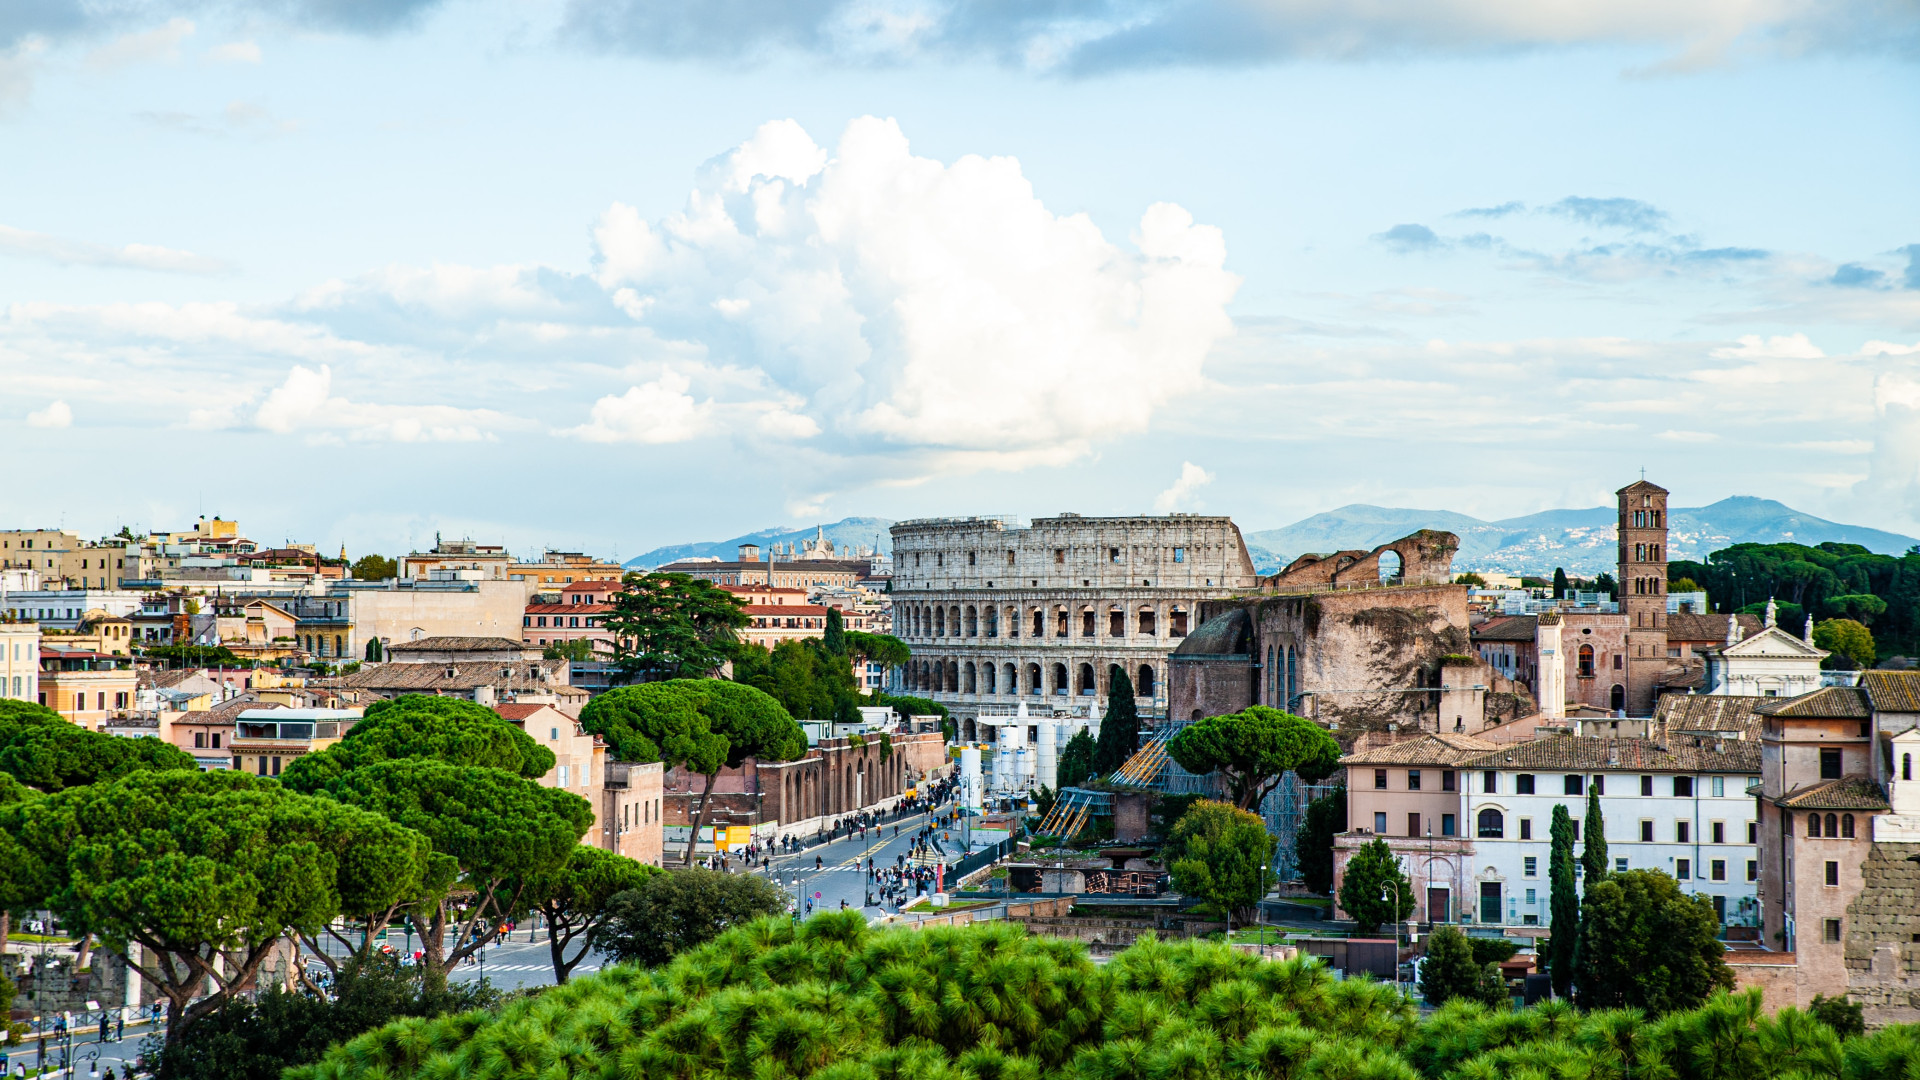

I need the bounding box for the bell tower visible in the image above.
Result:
[1617,479,1670,715]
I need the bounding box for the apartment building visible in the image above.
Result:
[1335,731,1762,929]
[0,622,40,703]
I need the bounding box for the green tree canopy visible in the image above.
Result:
[1338,836,1414,936]
[1296,785,1345,895]
[316,759,594,982]
[1575,869,1735,1014]
[735,638,863,725]
[1167,706,1341,811]
[846,631,911,669]
[592,867,788,968]
[0,700,198,792]
[1057,728,1098,789]
[294,918,1915,1080]
[1454,572,1487,587]
[1581,783,1608,888]
[823,606,847,654]
[604,571,750,683]
[542,638,600,662]
[149,951,499,1080]
[1825,594,1888,626]
[580,679,804,864]
[139,643,249,667]
[281,694,555,794]
[1164,800,1276,923]
[1814,618,1876,669]
[1093,668,1139,777]
[350,554,397,581]
[1419,925,1494,1007]
[1548,804,1578,999]
[518,846,659,984]
[7,768,432,1038]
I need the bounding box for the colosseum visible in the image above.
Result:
[889,514,1258,737]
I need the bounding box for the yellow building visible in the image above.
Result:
[509,551,628,586]
[1,622,39,703]
[37,644,137,729]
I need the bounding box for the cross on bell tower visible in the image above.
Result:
[1616,478,1670,716]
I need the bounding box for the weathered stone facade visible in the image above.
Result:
[889,514,1258,733]
[1168,534,1534,737]
[662,730,949,839]
[1845,842,1920,1025]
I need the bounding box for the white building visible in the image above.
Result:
[0,622,40,702]
[1699,602,1827,698]
[0,589,145,630]
[1461,735,1762,929]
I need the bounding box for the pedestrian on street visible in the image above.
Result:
[815,855,823,870]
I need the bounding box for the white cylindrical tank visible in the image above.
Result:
[959,746,982,811]
[1036,721,1058,790]
[997,721,1026,792]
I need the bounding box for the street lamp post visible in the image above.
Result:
[1381,886,1399,992]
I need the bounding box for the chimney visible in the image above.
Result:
[738,544,762,563]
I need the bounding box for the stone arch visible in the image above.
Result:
[1026,663,1042,696]
[1609,683,1625,712]
[1377,549,1403,583]
[1031,608,1045,637]
[965,606,978,636]
[963,661,977,693]
[1137,663,1155,697]
[1077,663,1095,695]
[1137,606,1157,636]
[947,659,959,691]
[1108,663,1126,696]
[984,606,998,638]
[948,608,961,637]
[1108,605,1126,637]
[1051,662,1068,696]
[982,663,996,694]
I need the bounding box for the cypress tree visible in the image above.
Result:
[1094,668,1139,777]
[823,607,846,655]
[1552,567,1570,599]
[1581,783,1608,887]
[1548,803,1578,999]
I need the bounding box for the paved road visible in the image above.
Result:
[760,801,976,916]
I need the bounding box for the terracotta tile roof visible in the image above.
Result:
[1341,732,1502,766]
[1862,671,1920,713]
[1471,616,1538,643]
[1655,694,1771,738]
[1463,735,1760,773]
[190,694,280,724]
[494,702,561,720]
[1655,662,1708,691]
[1667,613,1763,643]
[385,636,532,653]
[1774,777,1889,810]
[1756,687,1870,719]
[340,660,562,692]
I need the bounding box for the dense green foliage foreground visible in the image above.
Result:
[295,915,1920,1080]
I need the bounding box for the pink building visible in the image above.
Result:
[523,579,618,656]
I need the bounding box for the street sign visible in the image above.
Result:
[813,891,822,899]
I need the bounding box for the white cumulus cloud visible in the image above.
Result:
[563,371,713,444]
[588,116,1239,465]
[245,364,517,443]
[0,224,229,274]
[26,400,72,428]
[1152,460,1214,512]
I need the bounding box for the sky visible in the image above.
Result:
[3,0,1918,559]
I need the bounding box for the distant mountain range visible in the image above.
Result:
[626,517,895,568]
[627,498,1917,577]
[1244,497,1920,576]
